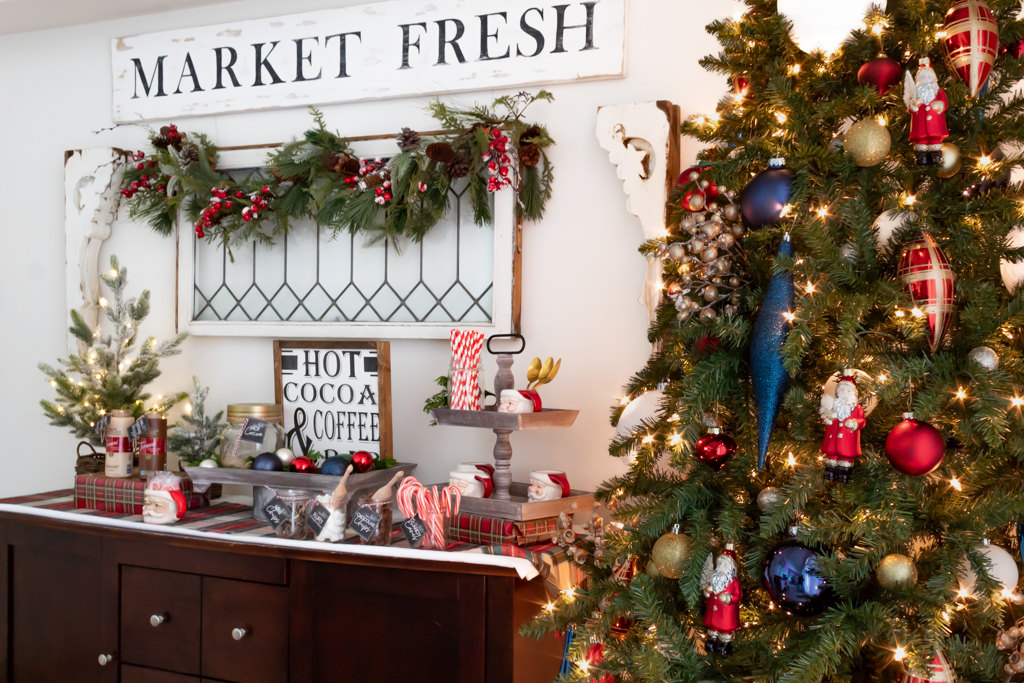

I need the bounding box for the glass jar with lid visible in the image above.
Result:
[219,404,286,468]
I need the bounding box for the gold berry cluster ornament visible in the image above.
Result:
[660,168,748,322]
[996,618,1024,678]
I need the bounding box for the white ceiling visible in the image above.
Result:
[0,0,239,35]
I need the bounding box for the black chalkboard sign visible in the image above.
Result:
[262,495,290,530]
[400,515,428,547]
[306,500,332,538]
[128,416,150,440]
[349,505,382,541]
[240,419,269,443]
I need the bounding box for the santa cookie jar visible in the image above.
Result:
[819,370,867,484]
[527,470,571,502]
[142,473,188,525]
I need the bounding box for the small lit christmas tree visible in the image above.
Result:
[39,255,187,445]
[167,377,226,466]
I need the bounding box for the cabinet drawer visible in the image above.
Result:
[122,566,201,676]
[122,663,201,682]
[201,577,288,683]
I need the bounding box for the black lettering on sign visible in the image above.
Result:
[517,8,545,58]
[552,3,598,53]
[293,37,322,82]
[349,505,383,541]
[240,419,269,443]
[435,18,467,65]
[213,46,241,89]
[306,501,332,538]
[132,56,167,98]
[325,31,361,78]
[174,53,204,94]
[478,12,510,61]
[398,22,428,70]
[262,495,290,530]
[400,515,428,547]
[252,41,285,85]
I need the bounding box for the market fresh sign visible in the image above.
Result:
[111,0,627,122]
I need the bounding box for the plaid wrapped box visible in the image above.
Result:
[447,512,560,546]
[74,474,209,514]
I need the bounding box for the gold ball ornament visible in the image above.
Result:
[651,524,691,579]
[646,559,662,579]
[937,143,962,179]
[876,553,918,590]
[843,118,891,167]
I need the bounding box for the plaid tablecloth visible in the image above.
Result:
[1,490,583,595]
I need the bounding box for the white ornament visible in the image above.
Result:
[615,389,666,439]
[968,346,999,371]
[873,210,909,253]
[198,458,219,468]
[1001,227,1024,293]
[275,448,296,466]
[958,539,1019,595]
[777,0,876,54]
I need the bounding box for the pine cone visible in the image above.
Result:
[425,142,456,164]
[396,127,422,153]
[152,136,171,150]
[362,172,385,189]
[337,155,361,176]
[519,144,541,168]
[447,154,470,179]
[178,145,199,168]
[322,150,340,172]
[520,125,542,144]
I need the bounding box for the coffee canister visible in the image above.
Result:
[105,409,135,478]
[138,412,167,476]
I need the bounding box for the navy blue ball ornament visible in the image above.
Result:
[320,456,352,476]
[740,158,795,229]
[751,234,794,469]
[763,539,833,616]
[252,452,284,471]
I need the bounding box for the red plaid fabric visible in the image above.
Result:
[74,474,209,514]
[447,512,560,546]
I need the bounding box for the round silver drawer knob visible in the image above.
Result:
[232,627,247,641]
[98,654,114,666]
[150,614,166,627]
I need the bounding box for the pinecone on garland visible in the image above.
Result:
[397,127,422,153]
[152,134,171,150]
[425,142,456,164]
[519,144,541,168]
[337,155,361,176]
[520,125,542,145]
[362,172,387,189]
[447,154,471,179]
[178,145,200,168]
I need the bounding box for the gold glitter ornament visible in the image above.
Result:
[937,142,962,178]
[651,524,691,579]
[844,118,891,167]
[876,553,917,589]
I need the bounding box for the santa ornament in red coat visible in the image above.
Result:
[701,543,742,656]
[819,370,867,484]
[903,58,949,165]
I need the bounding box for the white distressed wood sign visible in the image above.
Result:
[111,0,627,122]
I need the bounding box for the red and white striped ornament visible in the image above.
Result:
[943,0,999,97]
[901,650,956,683]
[898,233,956,353]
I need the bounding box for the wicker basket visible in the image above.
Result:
[75,442,105,476]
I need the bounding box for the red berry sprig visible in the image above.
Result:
[485,128,513,193]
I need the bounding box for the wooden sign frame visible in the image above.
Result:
[273,340,393,461]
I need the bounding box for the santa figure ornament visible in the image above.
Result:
[527,470,570,502]
[498,389,542,414]
[819,370,867,483]
[903,58,949,165]
[142,472,187,525]
[943,0,999,97]
[901,650,957,683]
[701,543,742,655]
[898,233,957,353]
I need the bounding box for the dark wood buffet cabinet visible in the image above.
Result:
[0,511,562,683]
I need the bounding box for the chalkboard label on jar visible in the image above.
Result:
[400,515,428,547]
[349,505,383,541]
[262,496,290,530]
[306,501,332,538]
[240,419,269,443]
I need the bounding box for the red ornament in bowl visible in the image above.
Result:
[677,165,718,213]
[884,413,944,476]
[695,428,737,472]
[857,56,902,95]
[351,450,374,474]
[291,456,314,473]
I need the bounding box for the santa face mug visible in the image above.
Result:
[527,470,571,502]
[142,472,187,525]
[448,469,493,498]
[498,389,542,414]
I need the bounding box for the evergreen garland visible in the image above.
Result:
[121,92,555,248]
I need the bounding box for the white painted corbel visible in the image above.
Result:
[64,148,127,354]
[596,101,681,322]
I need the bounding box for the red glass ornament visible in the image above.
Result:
[677,165,718,213]
[695,335,721,355]
[884,412,944,476]
[583,642,613,683]
[734,76,749,96]
[857,56,902,95]
[291,456,314,473]
[350,450,374,474]
[898,233,956,353]
[943,0,999,97]
[695,429,737,472]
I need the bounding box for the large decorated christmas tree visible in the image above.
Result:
[524,1,1024,681]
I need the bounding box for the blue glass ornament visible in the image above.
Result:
[252,452,284,471]
[751,235,794,469]
[740,158,794,229]
[320,455,352,476]
[763,539,833,616]
[559,627,575,675]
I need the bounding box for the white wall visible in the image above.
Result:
[0,0,737,498]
